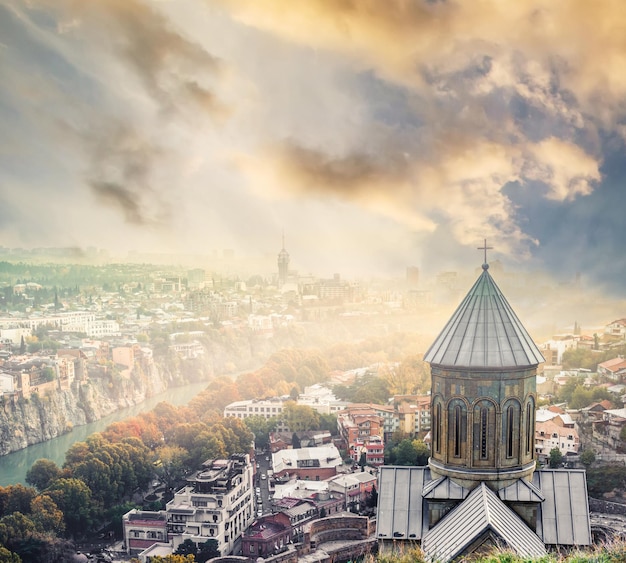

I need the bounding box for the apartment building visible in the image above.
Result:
[166,454,255,556]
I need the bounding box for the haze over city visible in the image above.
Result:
[2,0,626,296]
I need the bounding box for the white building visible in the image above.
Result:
[297,384,348,415]
[224,398,287,422]
[0,372,15,395]
[535,419,580,461]
[166,454,255,556]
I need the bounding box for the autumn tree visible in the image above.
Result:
[379,356,429,395]
[0,485,37,519]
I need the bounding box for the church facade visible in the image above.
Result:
[376,261,592,561]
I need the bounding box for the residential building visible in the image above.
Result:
[328,472,376,511]
[122,510,168,556]
[604,319,626,339]
[271,445,342,481]
[535,419,580,462]
[597,357,626,382]
[593,408,626,450]
[241,512,292,558]
[165,454,255,556]
[337,407,385,465]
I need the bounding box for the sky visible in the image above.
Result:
[1,0,626,294]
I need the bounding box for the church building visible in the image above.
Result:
[376,256,592,561]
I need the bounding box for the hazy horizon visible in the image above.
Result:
[2,1,626,296]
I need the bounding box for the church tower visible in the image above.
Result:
[277,233,289,287]
[376,243,592,562]
[424,259,544,489]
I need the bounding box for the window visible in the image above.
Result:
[480,407,488,459]
[525,402,533,454]
[506,406,514,458]
[454,405,462,457]
[434,403,441,453]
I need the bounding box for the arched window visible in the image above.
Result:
[525,400,534,455]
[506,405,515,458]
[480,407,488,459]
[454,405,462,458]
[434,402,442,453]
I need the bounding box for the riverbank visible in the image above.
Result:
[0,380,209,487]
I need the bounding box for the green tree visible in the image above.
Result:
[392,438,417,465]
[413,439,430,466]
[0,512,36,546]
[175,539,198,557]
[148,555,196,563]
[0,546,21,563]
[155,445,188,492]
[580,449,596,468]
[244,416,278,450]
[548,447,563,468]
[25,459,61,492]
[283,402,320,432]
[19,337,25,355]
[46,478,93,538]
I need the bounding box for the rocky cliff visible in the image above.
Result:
[0,358,174,456]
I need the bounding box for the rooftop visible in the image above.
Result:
[424,265,544,369]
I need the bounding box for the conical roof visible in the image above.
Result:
[424,265,544,369]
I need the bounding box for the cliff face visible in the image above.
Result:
[0,358,172,456]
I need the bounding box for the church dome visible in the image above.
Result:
[424,267,544,369]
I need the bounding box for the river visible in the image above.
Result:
[0,381,209,487]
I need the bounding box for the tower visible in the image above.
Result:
[376,244,592,561]
[277,233,289,287]
[425,260,543,489]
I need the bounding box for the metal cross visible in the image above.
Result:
[477,239,493,264]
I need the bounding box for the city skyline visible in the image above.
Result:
[2,1,626,294]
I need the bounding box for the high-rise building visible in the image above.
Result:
[377,258,592,561]
[277,234,290,287]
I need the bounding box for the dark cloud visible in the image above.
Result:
[272,142,411,195]
[90,181,144,224]
[31,0,228,117]
[81,121,170,225]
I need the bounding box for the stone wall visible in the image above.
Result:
[589,497,626,516]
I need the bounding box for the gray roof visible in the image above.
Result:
[424,266,545,369]
[422,476,469,500]
[498,478,544,503]
[533,469,592,546]
[376,466,428,541]
[422,482,547,563]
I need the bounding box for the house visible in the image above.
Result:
[122,510,168,556]
[593,409,626,450]
[535,419,580,462]
[337,408,385,465]
[269,430,332,453]
[241,512,292,558]
[328,472,377,511]
[272,445,342,482]
[597,357,626,382]
[604,319,626,339]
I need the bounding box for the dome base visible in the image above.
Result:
[428,458,536,491]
